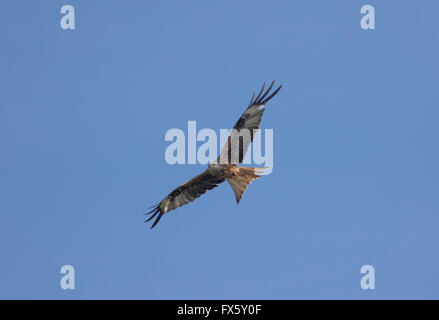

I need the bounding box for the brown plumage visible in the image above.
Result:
[218,81,282,164]
[145,82,282,228]
[226,166,267,203]
[145,171,225,228]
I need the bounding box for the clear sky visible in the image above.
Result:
[1,1,438,299]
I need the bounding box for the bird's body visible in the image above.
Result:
[207,162,228,177]
[146,82,282,228]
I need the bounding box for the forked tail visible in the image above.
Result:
[226,167,267,203]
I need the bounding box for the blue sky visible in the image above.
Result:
[1,1,438,299]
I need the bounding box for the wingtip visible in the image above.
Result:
[150,212,164,228]
[249,81,282,106]
[254,82,266,103]
[145,203,160,214]
[261,83,282,104]
[144,204,161,224]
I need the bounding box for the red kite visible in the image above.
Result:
[146,81,282,228]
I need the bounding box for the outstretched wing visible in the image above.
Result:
[145,170,225,228]
[217,81,282,165]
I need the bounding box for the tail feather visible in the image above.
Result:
[227,167,267,203]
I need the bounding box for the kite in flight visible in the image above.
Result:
[145,81,282,228]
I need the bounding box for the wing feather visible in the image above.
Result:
[218,81,282,164]
[145,170,225,228]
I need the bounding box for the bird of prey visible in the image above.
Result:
[145,81,282,228]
